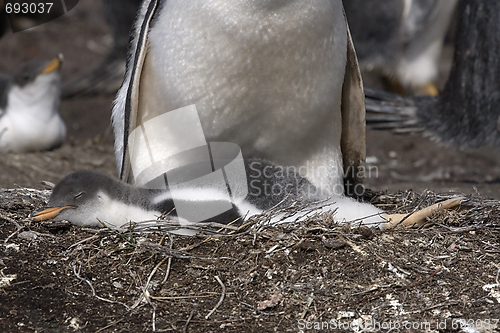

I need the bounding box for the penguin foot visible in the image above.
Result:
[415,83,439,96]
[385,78,439,97]
[382,197,464,229]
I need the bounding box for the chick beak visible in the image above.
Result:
[40,54,64,74]
[31,206,72,222]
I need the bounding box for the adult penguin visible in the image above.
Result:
[0,55,65,153]
[112,0,366,198]
[366,0,500,149]
[104,0,462,230]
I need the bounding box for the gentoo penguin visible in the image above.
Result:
[30,1,466,232]
[365,0,500,148]
[104,0,463,229]
[0,55,66,153]
[32,159,463,231]
[112,0,366,198]
[344,0,458,96]
[32,159,324,231]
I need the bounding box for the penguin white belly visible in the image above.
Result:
[140,0,348,195]
[56,191,161,229]
[0,85,65,153]
[0,111,65,153]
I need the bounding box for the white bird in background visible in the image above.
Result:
[0,54,66,153]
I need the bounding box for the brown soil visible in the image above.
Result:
[0,1,499,332]
[1,189,499,333]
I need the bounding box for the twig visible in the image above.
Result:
[409,300,460,314]
[146,257,168,290]
[129,269,158,330]
[137,282,157,331]
[25,231,57,239]
[151,304,157,332]
[329,268,442,309]
[4,229,23,244]
[94,319,124,333]
[183,310,195,333]
[81,228,113,234]
[2,216,25,243]
[0,215,22,228]
[126,219,238,234]
[67,235,99,250]
[179,236,214,252]
[150,293,223,301]
[72,263,129,309]
[131,235,175,324]
[131,257,168,310]
[205,275,225,319]
[138,240,232,260]
[398,268,442,290]
[161,234,173,285]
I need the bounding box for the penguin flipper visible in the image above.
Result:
[112,0,160,181]
[340,22,366,195]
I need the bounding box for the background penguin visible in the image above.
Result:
[61,0,142,98]
[0,55,66,153]
[344,0,458,96]
[365,0,500,149]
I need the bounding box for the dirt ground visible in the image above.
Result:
[0,1,499,332]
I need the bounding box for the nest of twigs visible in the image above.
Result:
[0,187,499,332]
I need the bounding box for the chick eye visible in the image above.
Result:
[74,192,84,200]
